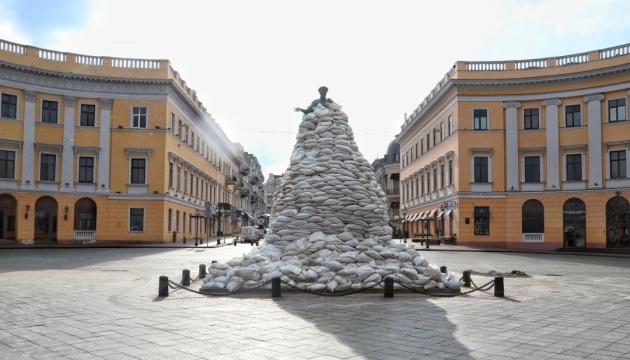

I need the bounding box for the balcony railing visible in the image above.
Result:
[522,233,544,242]
[74,230,95,241]
[225,175,238,186]
[386,188,400,195]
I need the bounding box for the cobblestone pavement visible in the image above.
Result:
[1,240,630,360]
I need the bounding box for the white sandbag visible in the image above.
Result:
[213,275,231,284]
[308,283,326,291]
[443,278,464,290]
[323,260,344,271]
[234,267,257,278]
[202,281,225,289]
[326,280,338,292]
[210,262,229,270]
[394,273,412,283]
[362,273,382,284]
[412,275,431,286]
[280,264,302,276]
[424,280,438,289]
[400,268,420,280]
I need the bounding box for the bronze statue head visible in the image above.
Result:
[318,86,328,98]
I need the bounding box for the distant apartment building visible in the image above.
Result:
[263,173,283,216]
[0,39,258,244]
[397,43,630,250]
[372,141,401,236]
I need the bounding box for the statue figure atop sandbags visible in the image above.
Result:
[294,86,334,114]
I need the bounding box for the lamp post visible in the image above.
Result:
[401,207,407,243]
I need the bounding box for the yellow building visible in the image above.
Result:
[397,43,630,250]
[0,39,249,244]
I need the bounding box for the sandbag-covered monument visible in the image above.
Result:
[201,87,463,292]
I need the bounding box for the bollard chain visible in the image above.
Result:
[279,279,384,297]
[393,278,495,297]
[168,279,272,297]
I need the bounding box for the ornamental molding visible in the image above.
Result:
[64,96,76,107]
[542,98,562,106]
[100,98,112,110]
[24,90,37,102]
[502,101,521,109]
[584,93,605,102]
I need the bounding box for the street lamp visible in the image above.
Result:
[401,207,407,243]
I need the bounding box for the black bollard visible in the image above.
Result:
[462,270,471,287]
[158,276,169,297]
[426,242,430,249]
[250,241,254,246]
[216,238,220,245]
[183,235,186,244]
[256,241,259,246]
[199,264,207,278]
[211,260,217,264]
[440,266,447,274]
[182,269,191,286]
[494,276,504,297]
[271,277,281,297]
[195,238,198,246]
[234,239,237,246]
[384,277,394,297]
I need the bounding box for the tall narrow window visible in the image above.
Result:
[131,107,147,128]
[447,115,453,136]
[426,134,430,150]
[0,150,15,179]
[524,108,539,129]
[176,210,180,232]
[129,208,144,231]
[42,100,58,123]
[420,174,424,195]
[178,120,183,138]
[420,139,424,155]
[170,113,176,133]
[177,167,181,191]
[522,200,544,234]
[473,109,488,130]
[433,167,437,191]
[565,105,581,127]
[448,159,453,185]
[474,207,490,235]
[440,122,444,141]
[130,158,146,184]
[608,99,626,123]
[80,104,96,126]
[40,154,56,181]
[1,94,17,119]
[610,150,627,179]
[169,162,174,188]
[566,154,582,181]
[440,164,445,188]
[78,156,94,183]
[184,171,188,193]
[524,156,540,182]
[474,157,489,182]
[168,209,173,232]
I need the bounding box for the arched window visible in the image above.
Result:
[522,199,544,233]
[606,196,630,248]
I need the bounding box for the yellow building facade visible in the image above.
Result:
[397,44,630,250]
[0,39,246,244]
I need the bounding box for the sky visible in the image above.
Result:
[2,0,630,179]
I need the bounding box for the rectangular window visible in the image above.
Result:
[130,158,146,184]
[608,99,626,122]
[183,212,186,233]
[414,143,418,159]
[0,150,15,179]
[474,207,490,235]
[433,168,437,191]
[474,157,489,183]
[178,120,183,138]
[132,107,147,128]
[426,134,430,150]
[169,162,173,188]
[566,154,582,181]
[168,209,172,232]
[191,131,195,148]
[448,115,453,136]
[433,128,437,145]
[170,113,176,133]
[80,104,96,126]
[1,94,17,119]
[40,154,56,181]
[420,174,424,195]
[78,156,94,183]
[420,139,424,155]
[448,159,453,185]
[41,100,58,123]
[129,208,144,231]
[176,210,180,232]
[524,156,540,182]
[524,108,539,129]
[473,109,488,130]
[427,169,430,193]
[440,164,445,188]
[565,105,581,127]
[610,150,627,179]
[440,122,444,141]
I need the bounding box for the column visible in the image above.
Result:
[97,99,112,193]
[543,98,561,190]
[21,90,37,189]
[503,101,521,191]
[60,96,75,192]
[584,94,604,188]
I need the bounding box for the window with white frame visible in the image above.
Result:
[131,107,147,128]
[168,209,172,232]
[440,163,445,188]
[129,208,145,231]
[130,158,146,184]
[473,109,488,130]
[610,150,627,179]
[565,154,583,181]
[608,98,626,123]
[524,156,541,182]
[447,115,453,136]
[170,113,176,133]
[565,104,581,127]
[524,108,540,130]
[80,104,96,126]
[0,150,16,179]
[440,122,444,141]
[420,139,424,155]
[40,153,56,181]
[433,165,438,191]
[78,156,94,183]
[1,93,17,119]
[474,156,489,182]
[41,100,58,123]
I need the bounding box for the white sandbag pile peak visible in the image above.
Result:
[201,100,463,292]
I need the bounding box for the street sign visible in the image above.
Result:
[444,201,457,209]
[204,202,213,218]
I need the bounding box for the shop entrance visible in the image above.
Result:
[606,196,630,248]
[34,196,58,241]
[563,198,586,247]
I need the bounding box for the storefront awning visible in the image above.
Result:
[437,211,444,218]
[427,209,437,218]
[245,212,254,219]
[445,209,453,217]
[409,213,419,222]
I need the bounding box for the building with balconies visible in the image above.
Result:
[372,140,401,236]
[263,173,283,215]
[0,39,249,244]
[397,43,630,250]
[234,152,264,228]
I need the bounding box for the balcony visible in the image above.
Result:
[240,189,250,198]
[225,175,238,186]
[240,167,249,175]
[386,188,400,195]
[249,195,257,203]
[74,230,95,241]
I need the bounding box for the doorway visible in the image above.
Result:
[34,196,58,241]
[606,196,630,248]
[563,198,586,247]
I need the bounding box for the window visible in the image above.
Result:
[426,169,431,192]
[433,128,438,145]
[610,150,627,179]
[170,113,176,133]
[0,150,15,179]
[420,174,424,195]
[426,134,430,150]
[608,99,626,122]
[178,120,183,138]
[524,156,540,182]
[191,131,195,148]
[132,107,147,128]
[440,122,444,141]
[42,100,58,123]
[448,159,453,185]
[80,104,96,126]
[176,210,180,232]
[169,162,174,188]
[448,115,453,136]
[566,154,582,181]
[1,94,17,119]
[414,143,418,159]
[40,154,56,181]
[522,200,544,234]
[524,108,539,129]
[420,139,424,155]
[440,164,445,188]
[78,156,94,183]
[129,208,144,231]
[474,157,489,182]
[130,158,146,184]
[474,206,490,235]
[473,109,488,130]
[184,171,188,193]
[168,209,172,232]
[433,167,437,191]
[177,167,181,191]
[565,105,581,127]
[183,212,186,233]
